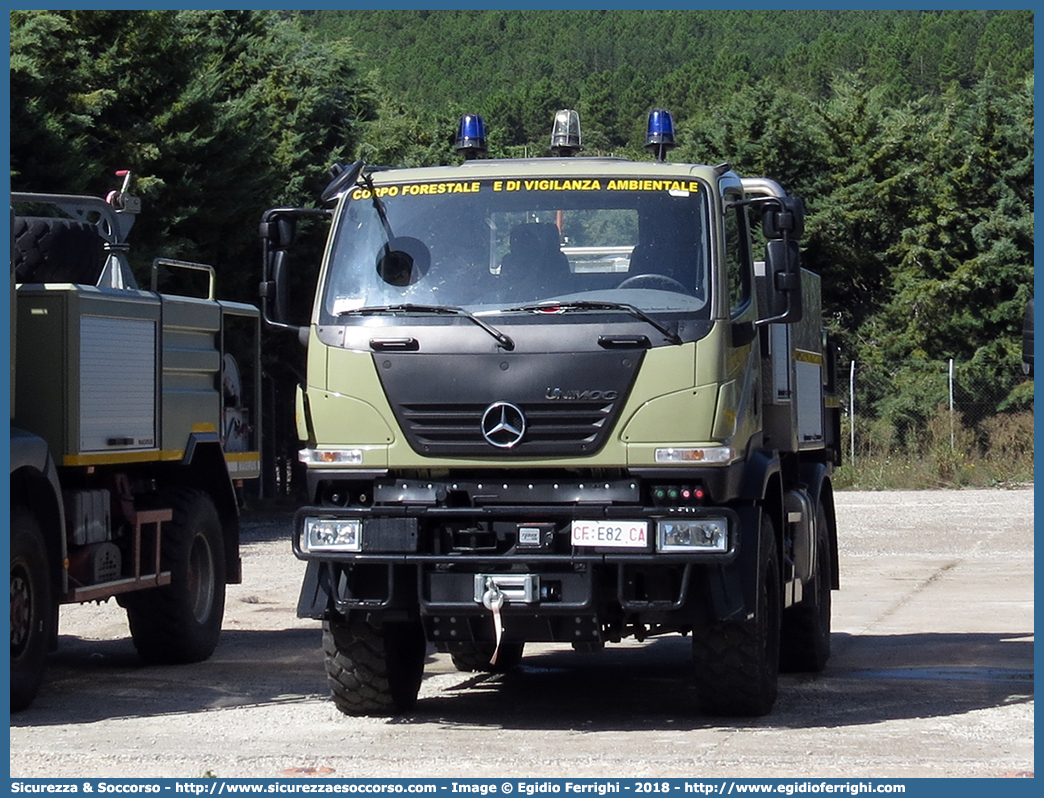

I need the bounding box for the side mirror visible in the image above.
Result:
[760,239,802,324]
[259,213,295,329]
[267,250,290,324]
[259,216,296,250]
[761,196,805,240]
[258,207,329,335]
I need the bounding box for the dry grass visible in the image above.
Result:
[835,409,1034,489]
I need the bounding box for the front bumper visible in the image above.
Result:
[292,502,739,563]
[293,503,752,634]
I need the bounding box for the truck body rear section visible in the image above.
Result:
[10,184,260,710]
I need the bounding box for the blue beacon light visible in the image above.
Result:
[455,114,488,160]
[645,109,676,162]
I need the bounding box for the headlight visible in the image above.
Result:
[302,518,362,552]
[656,517,728,553]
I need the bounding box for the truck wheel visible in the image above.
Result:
[780,503,832,673]
[10,506,54,711]
[125,489,226,664]
[323,614,426,716]
[691,514,781,717]
[448,641,525,673]
[13,216,104,285]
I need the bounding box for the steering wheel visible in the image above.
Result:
[616,273,690,293]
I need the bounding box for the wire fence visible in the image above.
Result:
[836,358,1034,489]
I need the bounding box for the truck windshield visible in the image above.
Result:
[320,176,711,322]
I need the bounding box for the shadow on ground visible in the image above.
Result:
[13,629,1032,732]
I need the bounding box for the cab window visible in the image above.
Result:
[723,192,753,316]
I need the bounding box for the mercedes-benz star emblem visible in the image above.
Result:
[481,402,526,448]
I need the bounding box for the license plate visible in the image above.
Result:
[571,520,649,548]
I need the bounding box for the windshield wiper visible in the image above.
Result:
[337,303,515,351]
[360,172,396,244]
[503,300,683,346]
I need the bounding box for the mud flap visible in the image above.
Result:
[708,565,745,622]
[707,504,762,622]
[297,560,332,619]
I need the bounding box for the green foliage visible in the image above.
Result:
[668,64,1032,435]
[11,10,377,302]
[308,10,1031,132]
[10,9,1034,459]
[844,75,1033,426]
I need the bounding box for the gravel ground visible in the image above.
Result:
[9,488,1034,779]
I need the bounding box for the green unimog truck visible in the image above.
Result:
[260,109,841,717]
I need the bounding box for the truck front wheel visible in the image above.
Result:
[323,614,426,716]
[10,507,54,711]
[124,489,226,664]
[691,514,781,717]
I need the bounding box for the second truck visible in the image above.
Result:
[10,177,261,710]
[261,109,841,717]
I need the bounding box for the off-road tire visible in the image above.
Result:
[10,506,54,712]
[780,503,833,673]
[124,489,226,664]
[324,614,426,716]
[448,641,525,673]
[13,216,104,285]
[692,514,781,717]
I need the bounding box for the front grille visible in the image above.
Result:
[398,401,615,456]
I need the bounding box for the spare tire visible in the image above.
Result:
[13,216,104,285]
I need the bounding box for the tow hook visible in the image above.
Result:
[481,577,506,665]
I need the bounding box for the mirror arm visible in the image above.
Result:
[754,294,797,327]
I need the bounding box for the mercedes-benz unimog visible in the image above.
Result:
[260,109,840,717]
